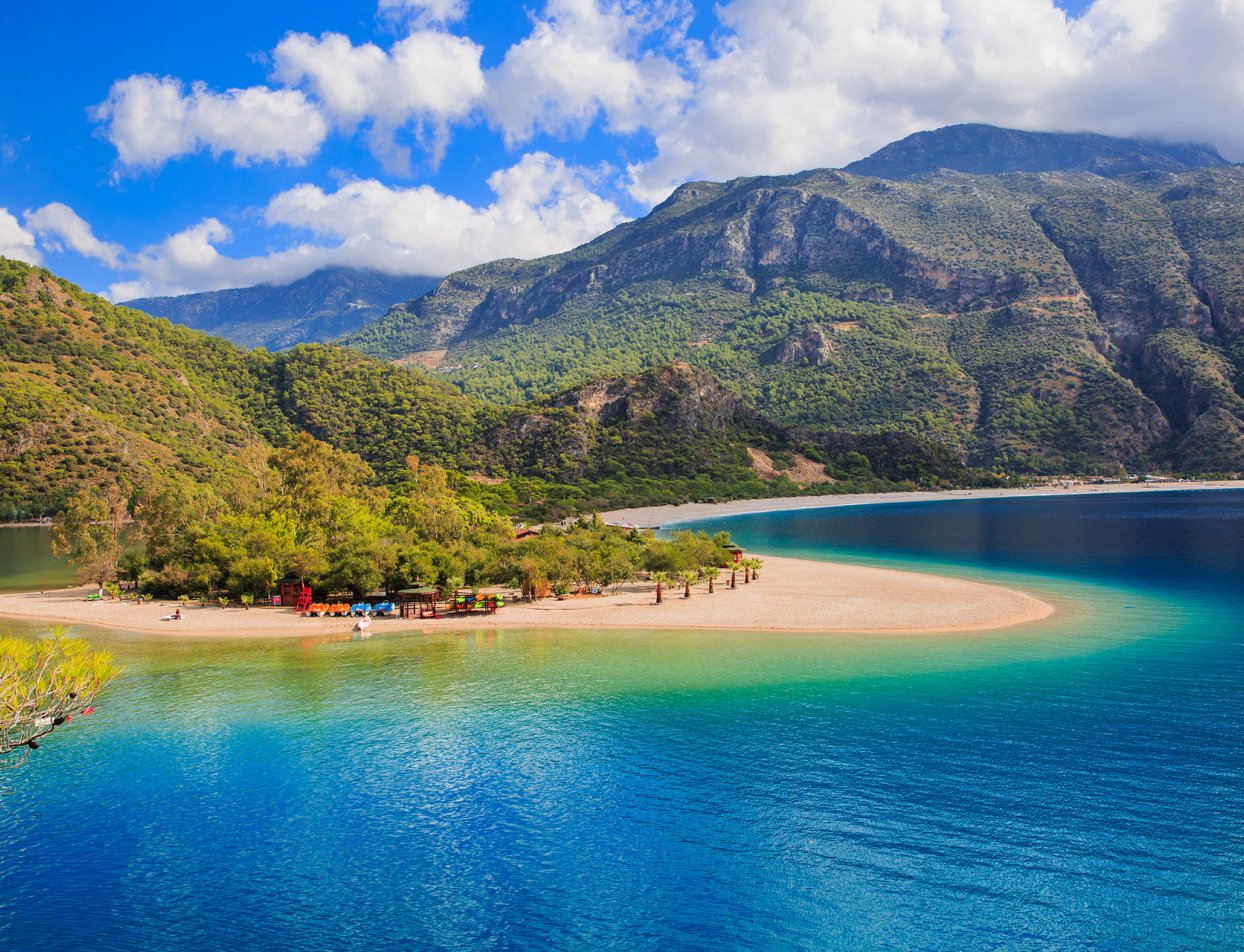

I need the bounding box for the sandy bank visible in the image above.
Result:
[0,554,1053,639]
[601,480,1244,528]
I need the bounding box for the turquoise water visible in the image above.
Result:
[2,493,1243,949]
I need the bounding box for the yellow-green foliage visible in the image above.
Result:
[1,629,120,766]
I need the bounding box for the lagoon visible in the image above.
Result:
[2,492,1243,949]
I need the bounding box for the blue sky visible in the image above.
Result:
[1,0,1238,300]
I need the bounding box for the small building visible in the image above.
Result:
[276,575,311,608]
[515,527,541,540]
[723,543,745,564]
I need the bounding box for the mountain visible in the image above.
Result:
[123,267,439,350]
[843,123,1231,179]
[341,137,1244,475]
[4,258,955,520]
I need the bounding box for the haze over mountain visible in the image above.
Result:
[343,126,1244,476]
[122,268,438,350]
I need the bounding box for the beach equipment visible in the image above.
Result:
[350,602,372,616]
[354,615,371,633]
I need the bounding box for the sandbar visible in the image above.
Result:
[0,553,1053,639]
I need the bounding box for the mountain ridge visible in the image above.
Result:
[341,130,1244,475]
[843,123,1232,179]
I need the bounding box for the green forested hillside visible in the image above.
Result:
[2,259,969,520]
[342,163,1244,474]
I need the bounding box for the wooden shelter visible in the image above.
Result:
[397,586,441,619]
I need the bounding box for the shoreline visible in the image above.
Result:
[0,553,1054,640]
[600,479,1244,528]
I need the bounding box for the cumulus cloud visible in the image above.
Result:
[107,218,345,301]
[0,209,41,265]
[265,151,624,275]
[92,74,329,172]
[485,0,692,146]
[25,203,126,268]
[273,29,485,171]
[626,0,1244,202]
[97,153,622,299]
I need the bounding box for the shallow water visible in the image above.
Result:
[2,492,1243,950]
[0,525,74,593]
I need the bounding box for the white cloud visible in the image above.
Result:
[0,208,41,265]
[92,74,329,172]
[273,29,485,171]
[485,0,692,146]
[626,0,1244,203]
[25,203,126,268]
[99,153,622,299]
[108,218,342,301]
[265,152,624,275]
[377,0,468,28]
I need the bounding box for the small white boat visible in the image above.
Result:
[353,615,372,635]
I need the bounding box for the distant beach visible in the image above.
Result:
[0,553,1053,639]
[600,479,1244,528]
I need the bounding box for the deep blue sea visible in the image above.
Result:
[2,491,1243,950]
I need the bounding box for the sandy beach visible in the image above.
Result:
[601,479,1244,528]
[0,553,1053,639]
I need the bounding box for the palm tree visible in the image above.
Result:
[651,571,669,604]
[749,557,764,581]
[730,563,738,589]
[702,565,720,593]
[678,569,698,598]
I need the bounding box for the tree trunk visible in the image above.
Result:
[730,570,737,589]
[655,582,662,604]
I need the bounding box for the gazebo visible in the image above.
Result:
[397,587,441,619]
